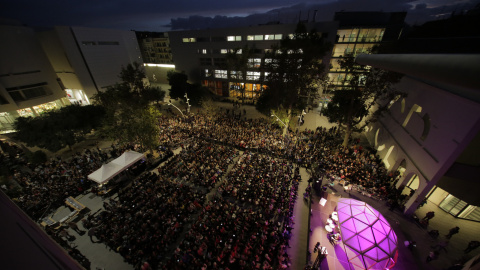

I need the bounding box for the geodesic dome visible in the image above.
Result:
[336,198,398,270]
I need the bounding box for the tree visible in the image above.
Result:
[13,104,105,153]
[93,62,165,153]
[167,70,188,99]
[256,22,331,133]
[167,70,213,106]
[224,45,255,104]
[323,54,404,146]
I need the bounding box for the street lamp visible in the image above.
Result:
[167,101,185,118]
[271,112,287,129]
[184,93,191,113]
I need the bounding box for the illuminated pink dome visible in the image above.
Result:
[336,198,398,270]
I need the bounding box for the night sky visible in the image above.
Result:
[0,0,479,32]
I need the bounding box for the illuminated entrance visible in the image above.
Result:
[228,83,265,99]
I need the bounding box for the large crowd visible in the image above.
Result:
[4,143,140,220]
[0,105,404,270]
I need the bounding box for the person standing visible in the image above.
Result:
[88,227,97,243]
[465,240,480,253]
[68,221,85,235]
[446,226,460,239]
[423,211,435,221]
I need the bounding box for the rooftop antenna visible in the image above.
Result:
[313,10,318,22]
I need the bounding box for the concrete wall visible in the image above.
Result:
[0,25,66,112]
[358,54,480,214]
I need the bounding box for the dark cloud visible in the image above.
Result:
[0,0,479,31]
[416,3,428,9]
[169,0,480,30]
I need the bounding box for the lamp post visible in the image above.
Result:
[298,109,306,125]
[184,93,191,114]
[167,101,185,118]
[271,112,287,129]
[271,112,291,152]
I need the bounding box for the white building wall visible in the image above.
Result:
[359,54,480,215]
[0,25,66,113]
[71,27,143,90]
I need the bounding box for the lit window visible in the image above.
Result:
[248,59,262,68]
[202,49,207,54]
[227,36,242,41]
[247,71,261,80]
[288,34,294,39]
[215,70,228,79]
[230,71,243,80]
[264,34,275,40]
[182,37,196,43]
[205,69,211,77]
[254,35,263,41]
[236,49,242,54]
[274,34,283,40]
[263,72,270,81]
[220,49,228,54]
[247,35,254,41]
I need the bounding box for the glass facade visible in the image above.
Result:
[328,27,385,91]
[228,83,265,99]
[427,186,480,222]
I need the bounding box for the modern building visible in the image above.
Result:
[167,12,406,101]
[38,26,143,101]
[0,23,143,133]
[0,21,69,133]
[168,21,338,99]
[357,53,480,221]
[327,12,407,92]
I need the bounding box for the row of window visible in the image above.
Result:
[183,33,292,43]
[336,28,385,43]
[81,41,120,46]
[198,48,303,55]
[199,58,264,68]
[208,69,265,81]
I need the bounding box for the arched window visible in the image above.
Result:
[402,104,422,127]
[420,113,431,141]
[383,145,395,169]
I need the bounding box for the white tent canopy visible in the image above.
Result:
[111,151,145,168]
[88,151,146,185]
[87,163,124,185]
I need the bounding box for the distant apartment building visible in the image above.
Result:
[136,31,173,64]
[135,31,174,84]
